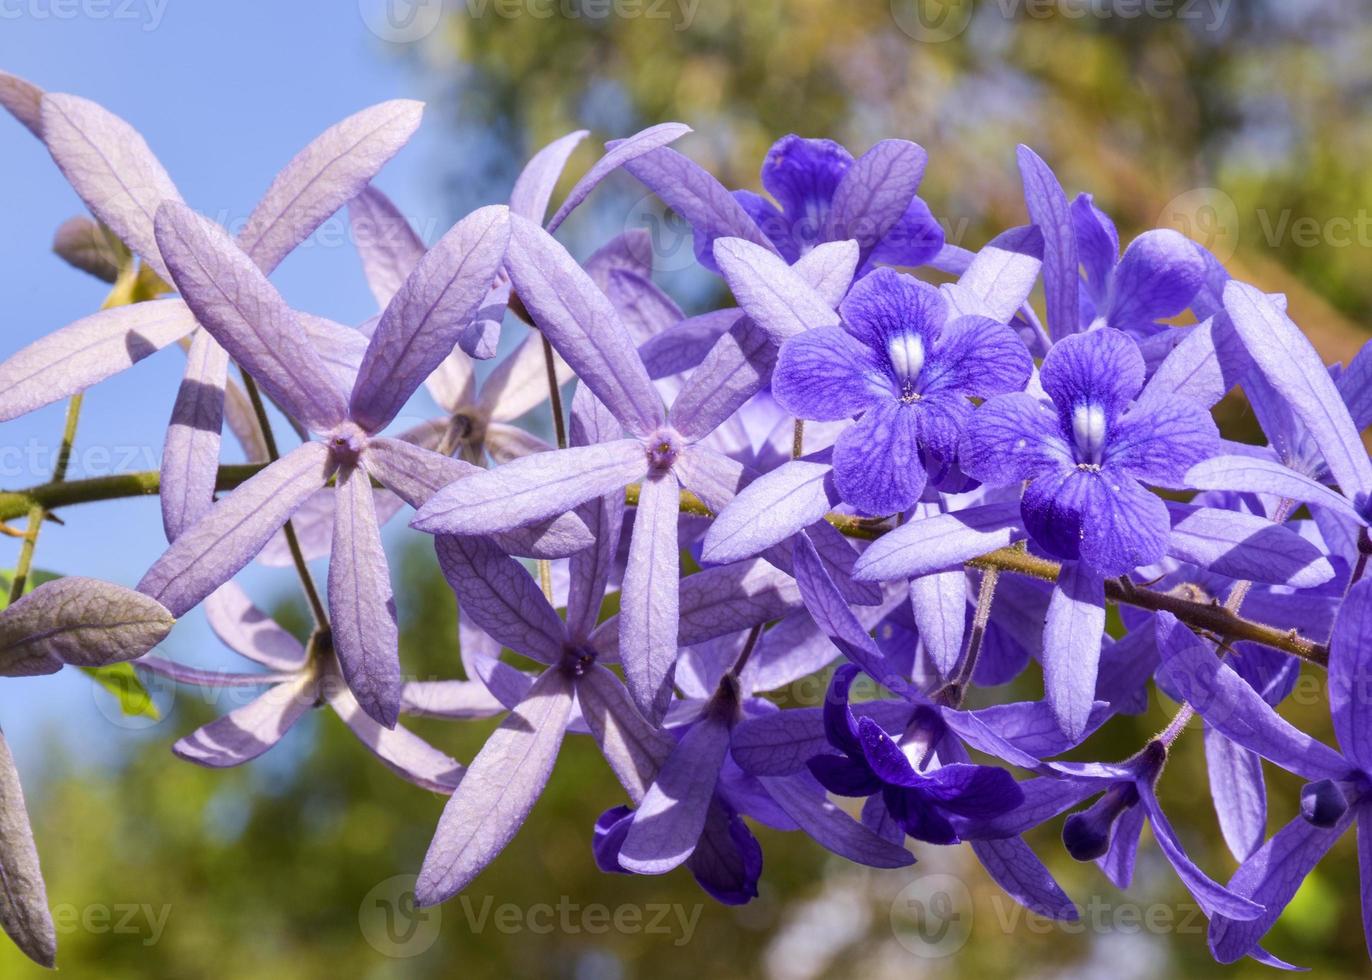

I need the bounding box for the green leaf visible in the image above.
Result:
[0,569,62,612]
[80,664,160,721]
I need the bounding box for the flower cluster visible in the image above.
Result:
[2,70,1371,970]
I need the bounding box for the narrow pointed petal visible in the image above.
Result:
[153,202,348,431]
[0,726,55,968]
[668,318,776,440]
[703,459,837,565]
[1016,146,1079,341]
[433,534,566,666]
[1226,280,1372,504]
[546,122,691,232]
[1206,726,1267,863]
[944,224,1044,323]
[0,577,174,674]
[1155,612,1349,781]
[1141,317,1239,409]
[1165,503,1334,588]
[622,144,776,272]
[763,773,914,868]
[577,664,675,803]
[326,682,463,793]
[504,215,664,435]
[713,238,840,343]
[510,129,589,222]
[1338,339,1372,432]
[138,442,331,616]
[1186,455,1367,525]
[40,93,184,279]
[173,675,314,767]
[400,679,504,719]
[161,330,228,541]
[853,501,1024,581]
[348,185,426,308]
[730,701,913,777]
[238,100,422,274]
[0,70,43,137]
[204,581,307,671]
[1043,563,1106,741]
[415,669,574,905]
[413,439,645,536]
[621,714,731,873]
[792,239,860,307]
[0,299,197,422]
[1329,580,1372,770]
[639,309,744,379]
[478,333,567,423]
[971,837,1078,921]
[620,473,680,721]
[351,206,511,431]
[910,571,967,678]
[824,139,927,265]
[329,465,401,729]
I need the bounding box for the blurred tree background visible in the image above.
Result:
[6,1,1372,976]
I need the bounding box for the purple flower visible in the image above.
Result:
[772,267,1032,516]
[807,666,1023,845]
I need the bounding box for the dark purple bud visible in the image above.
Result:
[1063,782,1139,861]
[1300,779,1348,828]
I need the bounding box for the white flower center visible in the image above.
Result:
[1072,402,1107,465]
[888,332,925,384]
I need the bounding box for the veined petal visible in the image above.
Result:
[351,206,511,431]
[173,674,314,768]
[1043,562,1106,740]
[1206,726,1267,863]
[0,69,43,137]
[1016,146,1079,341]
[959,392,1071,486]
[0,725,56,968]
[348,185,426,308]
[329,465,402,729]
[415,669,574,906]
[40,93,184,280]
[161,330,228,541]
[137,441,332,616]
[1105,397,1218,486]
[153,202,349,431]
[576,664,675,804]
[971,837,1078,922]
[761,772,914,868]
[669,318,776,440]
[910,571,967,679]
[0,577,174,675]
[1070,194,1118,306]
[510,129,589,223]
[1039,327,1145,426]
[546,122,691,233]
[1105,229,1205,333]
[620,472,681,722]
[792,239,860,307]
[944,224,1044,324]
[411,440,647,535]
[703,459,837,565]
[327,682,464,794]
[853,501,1024,582]
[1329,580,1372,770]
[237,100,423,275]
[773,326,887,421]
[1165,503,1335,588]
[0,300,197,422]
[1186,455,1366,526]
[504,216,664,436]
[920,315,1032,399]
[1022,467,1168,576]
[832,401,925,517]
[204,581,307,671]
[478,333,569,423]
[713,237,841,343]
[824,139,928,266]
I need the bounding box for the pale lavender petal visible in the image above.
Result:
[400,679,504,719]
[1186,455,1366,526]
[703,459,836,565]
[153,202,349,431]
[576,664,675,804]
[943,224,1045,323]
[909,571,967,679]
[352,206,511,431]
[134,656,294,688]
[238,100,422,274]
[713,237,840,343]
[1140,317,1236,408]
[621,144,776,271]
[348,185,426,308]
[137,441,331,616]
[970,837,1078,921]
[566,389,626,640]
[0,577,174,675]
[730,700,913,777]
[620,472,681,721]
[433,534,566,666]
[639,309,744,380]
[852,501,1024,581]
[52,215,124,283]
[1226,280,1372,504]
[1017,146,1079,341]
[1166,503,1335,588]
[546,122,691,233]
[298,312,370,394]
[621,714,731,873]
[674,560,801,648]
[329,465,401,728]
[1043,562,1106,741]
[412,440,646,536]
[203,581,307,671]
[602,268,683,344]
[760,773,913,868]
[668,318,776,440]
[0,70,43,137]
[1338,339,1372,431]
[173,674,314,767]
[510,129,589,222]
[477,333,565,423]
[671,445,747,514]
[415,669,574,905]
[792,239,860,307]
[0,725,55,968]
[326,680,463,793]
[824,139,927,265]
[161,330,228,541]
[504,215,664,435]
[1206,726,1266,863]
[1330,580,1372,770]
[40,93,184,279]
[0,299,197,422]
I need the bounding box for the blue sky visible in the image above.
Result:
[0,4,479,770]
